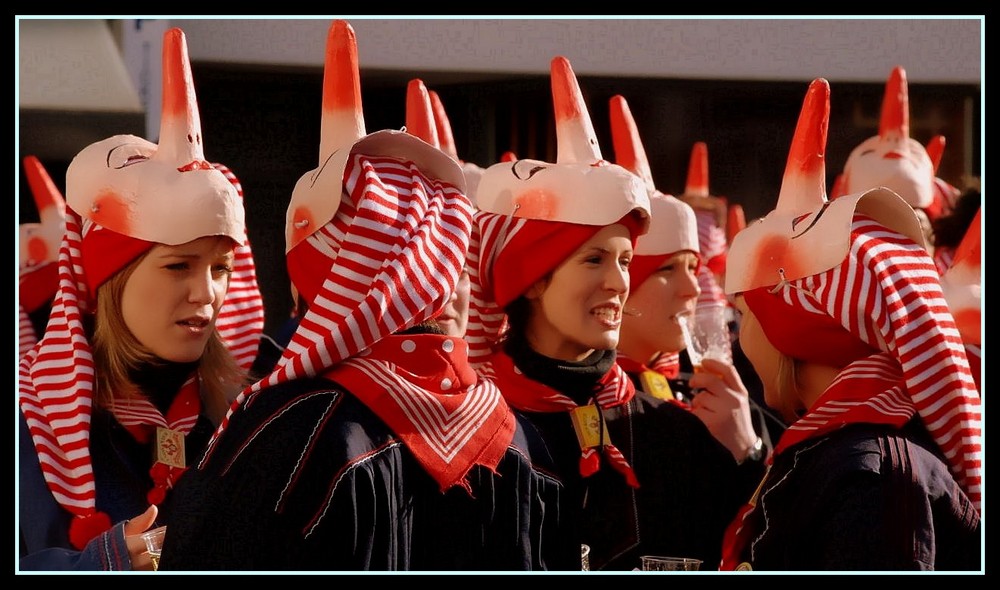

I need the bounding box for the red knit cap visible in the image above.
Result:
[79,224,155,294]
[492,214,642,309]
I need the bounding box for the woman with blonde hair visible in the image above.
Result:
[18,28,248,571]
[466,56,760,570]
[720,78,980,571]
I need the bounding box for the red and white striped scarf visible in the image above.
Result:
[479,350,639,487]
[465,211,528,366]
[209,156,492,482]
[19,211,105,547]
[211,163,265,372]
[18,208,250,549]
[18,303,37,359]
[324,334,515,492]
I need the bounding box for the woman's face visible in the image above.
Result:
[525,223,632,361]
[436,269,471,337]
[121,236,235,363]
[734,294,783,408]
[621,251,701,359]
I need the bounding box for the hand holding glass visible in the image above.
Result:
[140,525,167,571]
[680,306,733,372]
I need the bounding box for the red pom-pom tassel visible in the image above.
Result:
[579,449,601,478]
[147,486,167,506]
[68,511,112,550]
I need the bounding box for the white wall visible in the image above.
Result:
[173,17,982,84]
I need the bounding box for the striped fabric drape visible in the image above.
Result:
[761,217,982,510]
[209,154,471,444]
[694,208,729,309]
[465,211,529,367]
[19,211,100,525]
[211,163,264,372]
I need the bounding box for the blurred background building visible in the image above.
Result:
[18,17,983,336]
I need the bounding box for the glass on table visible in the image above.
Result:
[640,555,702,571]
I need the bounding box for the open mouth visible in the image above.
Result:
[592,304,622,327]
[178,316,211,331]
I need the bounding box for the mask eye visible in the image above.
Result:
[511,159,549,180]
[107,143,153,169]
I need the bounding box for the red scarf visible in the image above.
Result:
[324,334,515,493]
[719,353,917,570]
[106,375,202,505]
[616,352,688,409]
[481,350,639,487]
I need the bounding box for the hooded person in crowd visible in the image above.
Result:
[720,78,981,571]
[466,56,760,571]
[836,66,961,254]
[18,27,249,571]
[18,155,66,359]
[678,142,733,319]
[158,21,561,571]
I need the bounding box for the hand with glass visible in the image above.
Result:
[680,304,733,372]
[139,525,167,571]
[679,304,759,465]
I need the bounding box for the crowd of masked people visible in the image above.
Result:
[17,21,981,573]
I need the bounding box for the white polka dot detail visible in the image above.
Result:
[401,340,416,353]
[442,339,455,353]
[441,378,453,390]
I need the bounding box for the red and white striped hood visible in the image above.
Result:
[284,21,463,257]
[240,20,469,396]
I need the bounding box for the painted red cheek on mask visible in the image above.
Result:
[290,205,317,247]
[513,189,559,219]
[91,191,133,235]
[27,236,50,264]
